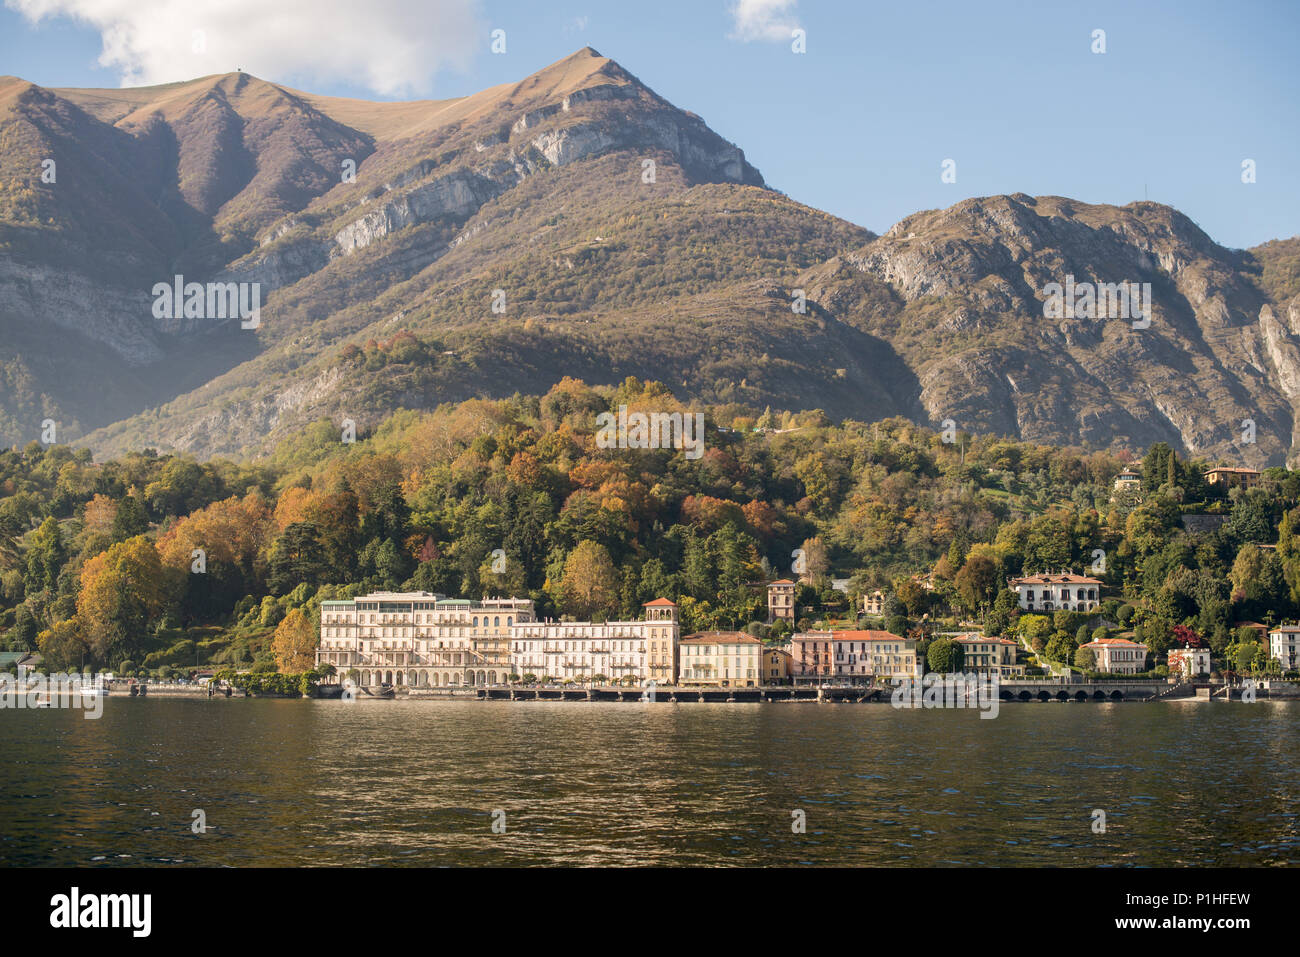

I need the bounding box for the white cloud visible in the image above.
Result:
[727,0,800,43]
[6,0,486,96]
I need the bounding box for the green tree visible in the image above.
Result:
[268,522,328,595]
[926,637,964,673]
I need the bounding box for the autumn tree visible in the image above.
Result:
[77,536,166,665]
[272,608,318,673]
[559,541,618,620]
[36,617,89,671]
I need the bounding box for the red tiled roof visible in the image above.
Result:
[816,629,906,642]
[769,579,795,585]
[1012,574,1103,585]
[643,598,677,607]
[953,634,1017,645]
[681,631,762,644]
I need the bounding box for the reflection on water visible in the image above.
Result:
[1,698,1297,866]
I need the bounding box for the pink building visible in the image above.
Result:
[792,630,920,685]
[789,632,834,684]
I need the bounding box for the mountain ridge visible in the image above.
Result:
[0,49,1296,465]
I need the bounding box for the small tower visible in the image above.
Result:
[768,579,795,623]
[643,598,677,623]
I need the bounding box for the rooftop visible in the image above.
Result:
[1012,573,1103,585]
[681,631,762,644]
[1083,637,1147,648]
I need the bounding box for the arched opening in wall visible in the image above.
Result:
[1036,690,1050,701]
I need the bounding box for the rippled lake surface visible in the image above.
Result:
[1,697,1298,866]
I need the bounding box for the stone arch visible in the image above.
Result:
[1093,690,1107,700]
[1036,690,1050,702]
[1074,691,1088,701]
[1055,690,1070,701]
[1110,690,1124,700]
[1018,690,1032,701]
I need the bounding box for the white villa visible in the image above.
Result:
[1167,646,1212,680]
[1268,625,1300,672]
[1011,573,1102,613]
[1081,637,1148,674]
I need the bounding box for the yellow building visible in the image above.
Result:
[952,633,1024,676]
[679,631,764,686]
[1205,467,1260,489]
[763,647,792,685]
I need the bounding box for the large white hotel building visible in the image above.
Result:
[316,592,679,688]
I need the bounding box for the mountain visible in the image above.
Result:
[0,48,1296,465]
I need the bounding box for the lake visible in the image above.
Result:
[1,697,1297,866]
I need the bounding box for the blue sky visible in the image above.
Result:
[2,0,1297,248]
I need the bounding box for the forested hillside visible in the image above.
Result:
[0,377,1293,679]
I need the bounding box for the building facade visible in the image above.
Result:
[1113,469,1141,490]
[1167,646,1213,679]
[1268,625,1300,672]
[316,592,535,688]
[768,579,796,623]
[1011,573,1102,613]
[318,593,679,688]
[679,632,764,686]
[509,600,679,686]
[789,631,833,684]
[790,630,920,685]
[1205,467,1261,489]
[831,630,922,684]
[862,590,886,616]
[763,647,792,685]
[952,633,1024,676]
[1081,637,1148,674]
